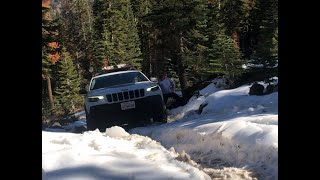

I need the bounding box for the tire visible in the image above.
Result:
[85,107,97,131]
[86,114,97,131]
[153,109,168,123]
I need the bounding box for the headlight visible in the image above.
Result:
[88,95,104,102]
[146,85,160,92]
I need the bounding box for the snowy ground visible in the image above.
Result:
[43,79,278,180]
[42,127,210,180]
[131,81,278,180]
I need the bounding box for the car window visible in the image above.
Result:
[90,72,148,90]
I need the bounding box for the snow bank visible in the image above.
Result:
[43,127,211,180]
[202,86,278,115]
[132,82,278,179]
[168,82,221,121]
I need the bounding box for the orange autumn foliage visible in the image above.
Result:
[42,0,50,8]
[232,31,239,49]
[47,42,60,64]
[48,52,60,64]
[48,42,59,49]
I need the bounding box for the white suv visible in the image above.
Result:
[81,65,167,131]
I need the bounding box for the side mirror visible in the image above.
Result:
[79,89,88,94]
[150,77,158,82]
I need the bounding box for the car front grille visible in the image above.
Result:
[106,89,145,103]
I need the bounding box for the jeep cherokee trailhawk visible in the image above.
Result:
[81,65,167,131]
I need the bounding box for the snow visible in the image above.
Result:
[168,83,221,121]
[131,80,278,179]
[43,78,278,180]
[242,63,278,69]
[105,126,129,138]
[43,128,211,180]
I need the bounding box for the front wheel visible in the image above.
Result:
[153,109,167,123]
[85,108,97,131]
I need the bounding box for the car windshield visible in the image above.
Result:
[90,71,149,90]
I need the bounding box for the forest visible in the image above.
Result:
[42,0,278,120]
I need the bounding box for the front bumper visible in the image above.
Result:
[88,95,165,128]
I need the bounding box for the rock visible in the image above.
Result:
[265,84,274,95]
[51,122,63,129]
[273,84,278,92]
[249,82,265,96]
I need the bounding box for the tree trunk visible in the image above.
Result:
[46,75,54,110]
[232,31,239,49]
[176,55,188,97]
[174,31,188,98]
[155,36,165,78]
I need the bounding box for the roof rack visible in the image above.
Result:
[95,64,136,76]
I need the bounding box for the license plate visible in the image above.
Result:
[120,101,135,110]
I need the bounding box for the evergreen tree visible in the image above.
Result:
[131,0,156,77]
[42,3,61,114]
[92,0,142,71]
[238,0,257,58]
[183,2,209,85]
[220,0,245,37]
[55,48,83,115]
[271,27,278,59]
[126,1,142,69]
[59,0,94,81]
[250,0,278,69]
[144,0,208,96]
[208,33,245,87]
[206,0,225,76]
[102,0,127,65]
[92,0,108,72]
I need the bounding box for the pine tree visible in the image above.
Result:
[126,1,142,69]
[271,27,278,60]
[59,0,94,81]
[102,0,127,65]
[42,3,61,114]
[220,0,245,36]
[208,33,245,87]
[144,0,209,96]
[92,0,108,72]
[92,0,142,71]
[183,2,209,85]
[250,0,278,69]
[54,48,83,115]
[131,0,156,77]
